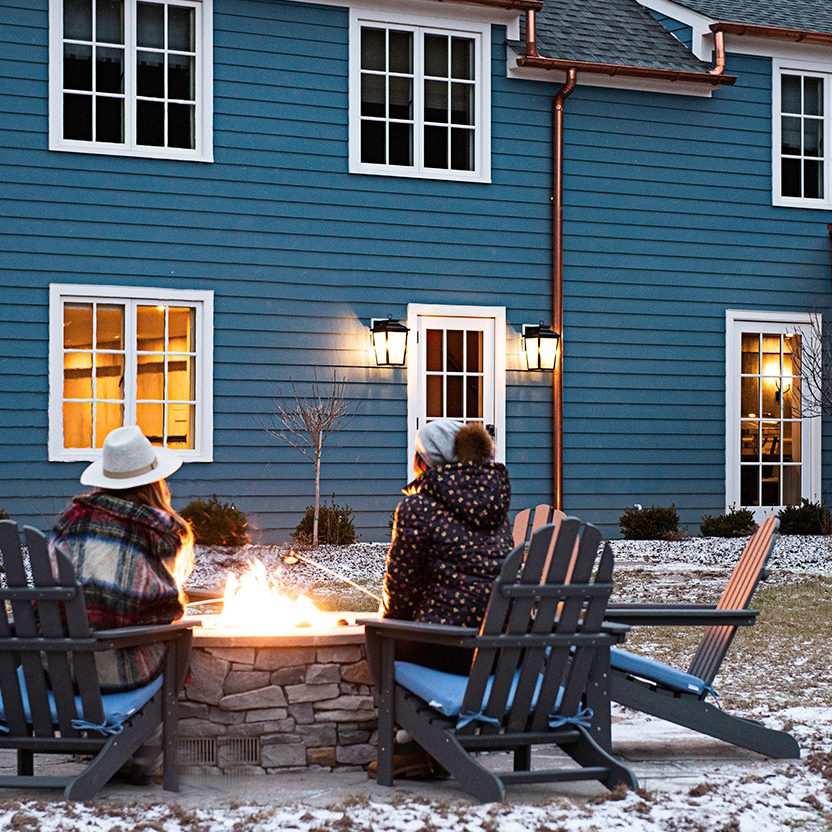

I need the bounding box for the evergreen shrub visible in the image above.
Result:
[619,504,681,540]
[181,495,250,547]
[700,506,758,538]
[777,499,832,535]
[293,503,357,546]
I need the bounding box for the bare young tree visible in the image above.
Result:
[797,312,832,418]
[261,374,351,547]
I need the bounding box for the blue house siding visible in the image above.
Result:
[649,10,694,48]
[1,1,831,542]
[0,0,555,541]
[560,53,832,532]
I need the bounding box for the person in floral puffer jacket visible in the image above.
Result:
[382,419,513,650]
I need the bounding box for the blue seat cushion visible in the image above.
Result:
[610,648,710,696]
[0,668,163,736]
[394,661,592,730]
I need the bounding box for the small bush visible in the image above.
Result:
[619,504,681,540]
[181,495,250,547]
[777,499,832,536]
[293,503,357,546]
[700,506,758,538]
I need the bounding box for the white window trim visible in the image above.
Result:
[48,283,214,462]
[725,309,821,514]
[406,303,506,476]
[348,8,491,183]
[48,0,214,162]
[772,58,832,209]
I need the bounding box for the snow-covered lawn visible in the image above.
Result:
[4,538,825,830]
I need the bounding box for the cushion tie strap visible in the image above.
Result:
[548,706,594,730]
[455,711,501,730]
[71,717,126,736]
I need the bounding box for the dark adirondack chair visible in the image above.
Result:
[605,514,799,758]
[362,519,638,803]
[0,520,194,799]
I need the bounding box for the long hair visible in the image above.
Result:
[103,479,195,600]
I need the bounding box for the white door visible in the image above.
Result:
[407,305,505,471]
[726,311,821,520]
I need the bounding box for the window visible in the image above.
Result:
[773,62,831,207]
[726,311,820,519]
[49,285,213,461]
[49,0,213,161]
[407,304,505,470]
[349,11,490,182]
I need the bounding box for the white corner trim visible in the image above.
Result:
[724,309,822,516]
[506,52,715,97]
[348,8,492,183]
[48,0,214,163]
[48,283,214,463]
[406,303,507,475]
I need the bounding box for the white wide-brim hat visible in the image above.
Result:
[80,425,183,490]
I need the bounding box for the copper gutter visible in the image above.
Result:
[552,67,577,510]
[712,21,832,46]
[518,11,734,85]
[437,0,542,10]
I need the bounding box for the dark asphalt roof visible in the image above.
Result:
[671,0,832,35]
[508,0,711,72]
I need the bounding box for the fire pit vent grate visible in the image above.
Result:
[177,737,217,767]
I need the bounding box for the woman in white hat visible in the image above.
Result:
[50,425,194,693]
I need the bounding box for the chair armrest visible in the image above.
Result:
[606,603,717,610]
[601,621,631,640]
[359,617,480,647]
[93,621,197,649]
[604,608,759,627]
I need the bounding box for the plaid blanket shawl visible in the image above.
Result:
[51,492,185,692]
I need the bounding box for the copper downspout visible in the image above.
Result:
[552,67,577,511]
[525,9,539,57]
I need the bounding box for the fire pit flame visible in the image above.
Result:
[209,557,330,631]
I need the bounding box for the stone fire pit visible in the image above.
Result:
[177,615,377,773]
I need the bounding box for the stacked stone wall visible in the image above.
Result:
[178,639,377,773]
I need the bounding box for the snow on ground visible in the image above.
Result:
[1,708,830,831]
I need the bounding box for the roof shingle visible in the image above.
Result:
[671,0,832,36]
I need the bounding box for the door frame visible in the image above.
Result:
[406,303,506,475]
[725,308,822,517]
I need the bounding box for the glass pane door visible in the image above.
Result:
[415,314,495,439]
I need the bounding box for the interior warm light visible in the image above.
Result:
[371,316,409,366]
[523,323,560,371]
[210,557,330,631]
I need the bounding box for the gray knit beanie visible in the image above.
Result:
[415,419,464,467]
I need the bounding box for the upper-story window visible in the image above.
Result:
[349,11,491,183]
[49,0,213,161]
[773,62,831,208]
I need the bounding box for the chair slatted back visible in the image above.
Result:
[512,505,566,549]
[687,514,778,685]
[460,519,614,736]
[0,520,104,738]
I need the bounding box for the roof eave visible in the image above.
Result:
[515,55,737,86]
[434,0,542,10]
[711,21,832,46]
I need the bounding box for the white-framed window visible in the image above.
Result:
[406,304,505,472]
[49,284,214,462]
[772,60,832,208]
[349,9,491,183]
[725,310,821,520]
[49,0,213,162]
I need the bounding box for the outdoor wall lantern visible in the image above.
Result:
[371,315,409,367]
[522,322,560,371]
